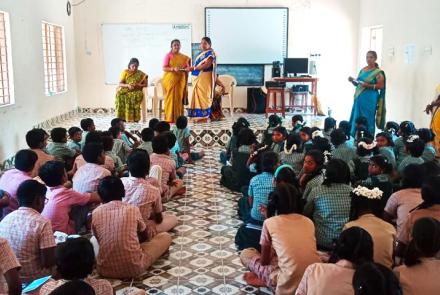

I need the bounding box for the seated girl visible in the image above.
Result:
[362,155,394,209]
[295,227,374,295]
[394,217,440,295]
[220,117,250,165]
[339,120,355,147]
[240,183,320,293]
[376,131,397,168]
[351,137,378,183]
[384,121,400,142]
[304,159,352,250]
[394,121,417,167]
[290,115,305,135]
[237,128,257,154]
[273,164,300,188]
[270,126,287,153]
[416,128,436,162]
[323,117,337,140]
[344,186,396,268]
[397,135,425,176]
[330,128,357,165]
[279,134,304,175]
[263,114,283,147]
[299,150,325,202]
[353,262,402,295]
[299,127,313,153]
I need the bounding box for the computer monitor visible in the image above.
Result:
[283,58,309,76]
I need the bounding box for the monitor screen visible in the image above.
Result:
[283,58,309,76]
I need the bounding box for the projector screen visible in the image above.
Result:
[205,7,288,64]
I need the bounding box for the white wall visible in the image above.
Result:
[0,0,78,161]
[359,0,440,128]
[73,0,360,120]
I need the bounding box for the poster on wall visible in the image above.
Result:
[404,44,416,64]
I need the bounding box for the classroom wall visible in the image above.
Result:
[73,0,360,120]
[359,0,440,127]
[0,0,78,161]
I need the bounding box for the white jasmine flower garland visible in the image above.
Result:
[352,186,383,200]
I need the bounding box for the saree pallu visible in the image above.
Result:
[430,84,440,155]
[162,53,190,123]
[115,70,147,122]
[188,50,216,119]
[210,87,225,121]
[349,68,386,135]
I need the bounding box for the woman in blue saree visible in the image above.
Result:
[349,51,386,136]
[188,37,216,123]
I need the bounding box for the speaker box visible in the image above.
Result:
[272,61,281,78]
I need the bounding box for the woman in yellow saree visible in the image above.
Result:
[188,37,216,123]
[425,84,440,155]
[162,39,191,123]
[115,58,148,122]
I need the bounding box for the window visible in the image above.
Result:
[0,11,14,107]
[42,22,66,95]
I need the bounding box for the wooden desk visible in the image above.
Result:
[274,77,319,115]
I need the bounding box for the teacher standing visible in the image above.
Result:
[115,58,148,122]
[188,37,216,123]
[348,51,386,136]
[162,39,191,123]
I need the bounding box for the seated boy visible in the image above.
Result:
[150,134,185,202]
[172,115,204,163]
[163,131,186,177]
[111,118,140,147]
[39,237,112,295]
[39,161,101,234]
[109,126,132,164]
[46,127,78,167]
[79,118,96,149]
[25,128,55,177]
[67,126,82,153]
[0,238,21,295]
[72,143,111,193]
[0,149,37,217]
[101,131,126,176]
[138,127,154,154]
[0,180,56,283]
[92,176,172,279]
[122,150,178,233]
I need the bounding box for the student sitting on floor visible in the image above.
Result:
[150,134,185,202]
[299,150,325,202]
[361,155,394,209]
[339,120,355,147]
[220,117,251,165]
[396,175,440,258]
[273,164,300,188]
[149,118,159,130]
[384,121,400,142]
[352,137,378,182]
[39,161,101,234]
[397,135,425,176]
[0,237,21,295]
[304,159,352,250]
[122,149,178,233]
[138,127,154,154]
[101,131,126,176]
[263,114,283,147]
[344,186,396,269]
[330,128,357,166]
[271,126,287,153]
[394,217,440,295]
[375,131,397,168]
[46,127,78,168]
[310,130,332,154]
[50,280,96,295]
[0,149,37,218]
[237,127,257,154]
[72,143,111,194]
[290,114,305,135]
[240,183,320,294]
[384,164,424,237]
[0,180,56,284]
[39,237,112,295]
[295,227,374,295]
[394,121,417,166]
[111,117,139,148]
[416,128,436,162]
[91,176,172,279]
[352,116,369,138]
[67,126,83,153]
[173,115,205,163]
[79,118,96,149]
[163,131,187,178]
[26,128,55,177]
[279,133,304,176]
[236,151,278,251]
[353,262,402,295]
[109,126,132,164]
[323,117,336,140]
[299,126,313,153]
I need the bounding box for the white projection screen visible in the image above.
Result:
[205,7,288,64]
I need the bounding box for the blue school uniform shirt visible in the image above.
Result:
[422,144,436,162]
[397,156,424,175]
[248,172,274,222]
[80,131,89,149]
[379,146,397,168]
[331,143,357,165]
[67,140,81,152]
[121,133,133,147]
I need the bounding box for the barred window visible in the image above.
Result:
[0,11,13,107]
[42,22,66,95]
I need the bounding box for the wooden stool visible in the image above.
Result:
[265,87,285,118]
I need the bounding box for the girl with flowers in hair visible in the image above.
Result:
[279,134,304,175]
[375,131,397,168]
[331,128,357,166]
[351,137,379,183]
[397,135,425,176]
[344,185,396,268]
[395,121,417,166]
[362,154,394,209]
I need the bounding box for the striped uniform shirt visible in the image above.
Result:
[0,238,21,294]
[397,156,424,175]
[72,163,111,193]
[150,153,177,202]
[248,172,274,221]
[39,277,113,295]
[279,151,304,176]
[331,143,357,165]
[379,146,397,168]
[46,142,76,162]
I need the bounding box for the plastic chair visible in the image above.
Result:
[146,77,165,119]
[217,75,237,116]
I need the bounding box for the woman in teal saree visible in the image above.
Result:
[349,51,386,136]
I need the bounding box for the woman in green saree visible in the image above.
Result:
[115,58,148,122]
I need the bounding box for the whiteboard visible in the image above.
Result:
[205,8,288,64]
[102,23,192,84]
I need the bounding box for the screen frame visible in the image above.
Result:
[283,58,309,76]
[204,7,289,65]
[216,64,265,87]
